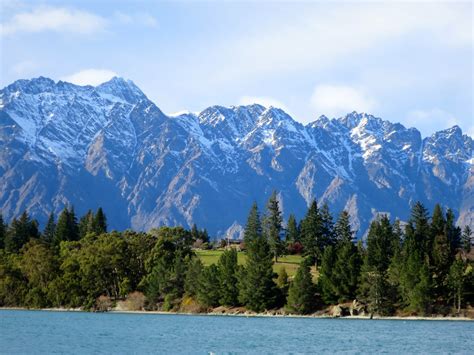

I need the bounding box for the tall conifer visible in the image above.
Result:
[286,261,316,314]
[285,214,299,244]
[300,200,323,267]
[5,212,38,253]
[320,203,335,246]
[94,207,107,234]
[264,191,284,262]
[42,212,56,244]
[218,249,239,306]
[239,203,277,312]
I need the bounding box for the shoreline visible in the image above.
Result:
[1,307,473,321]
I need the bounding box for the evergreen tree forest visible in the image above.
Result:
[0,197,473,316]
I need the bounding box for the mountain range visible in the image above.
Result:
[0,77,472,238]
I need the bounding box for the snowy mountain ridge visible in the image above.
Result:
[0,77,472,237]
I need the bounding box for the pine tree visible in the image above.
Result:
[184,257,203,297]
[359,265,393,315]
[432,233,451,301]
[264,191,284,262]
[406,201,431,257]
[94,207,107,234]
[243,202,262,251]
[431,204,445,239]
[239,203,278,312]
[286,261,316,314]
[300,200,324,267]
[333,237,361,302]
[79,210,94,238]
[319,214,362,304]
[217,249,239,306]
[318,245,338,303]
[5,212,39,253]
[68,207,79,240]
[411,263,432,315]
[197,264,220,308]
[359,216,397,315]
[166,252,189,309]
[387,219,403,293]
[320,203,335,246]
[54,207,79,247]
[392,219,403,254]
[397,202,433,310]
[54,208,69,246]
[445,209,461,255]
[366,215,395,272]
[42,212,56,244]
[334,210,353,243]
[331,212,361,302]
[285,214,299,244]
[448,258,466,313]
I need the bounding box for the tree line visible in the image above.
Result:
[0,194,473,315]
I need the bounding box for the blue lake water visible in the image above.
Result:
[1,310,473,354]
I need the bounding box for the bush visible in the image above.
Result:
[118,291,145,311]
[162,294,177,311]
[95,295,112,312]
[287,241,303,255]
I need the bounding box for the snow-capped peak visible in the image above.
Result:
[95,77,146,104]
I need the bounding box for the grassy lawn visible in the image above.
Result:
[195,249,247,266]
[195,249,317,279]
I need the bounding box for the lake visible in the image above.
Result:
[1,310,473,354]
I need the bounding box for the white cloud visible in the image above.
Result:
[310,85,376,118]
[61,69,117,86]
[406,108,464,137]
[238,96,289,112]
[205,2,472,85]
[12,60,38,76]
[0,6,107,36]
[114,12,158,28]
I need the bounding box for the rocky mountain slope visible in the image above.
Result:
[0,77,472,238]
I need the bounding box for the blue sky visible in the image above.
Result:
[1,0,472,137]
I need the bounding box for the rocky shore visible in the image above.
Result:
[3,303,473,321]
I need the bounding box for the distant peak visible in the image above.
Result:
[259,105,294,123]
[431,125,463,138]
[30,76,55,85]
[230,103,265,109]
[446,125,462,133]
[95,76,146,103]
[338,112,362,129]
[200,103,266,120]
[97,76,138,89]
[4,76,56,94]
[338,112,386,131]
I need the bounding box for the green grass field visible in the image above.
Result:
[195,249,317,279]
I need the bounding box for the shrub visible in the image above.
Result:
[121,291,145,311]
[287,241,303,255]
[95,295,112,312]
